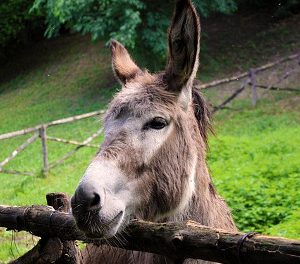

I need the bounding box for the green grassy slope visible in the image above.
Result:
[0,36,116,262]
[0,15,300,262]
[0,36,114,205]
[0,35,116,134]
[207,96,300,238]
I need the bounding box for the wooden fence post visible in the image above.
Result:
[46,192,80,264]
[39,125,49,177]
[249,69,257,106]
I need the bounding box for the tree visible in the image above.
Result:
[30,0,237,59]
[0,0,41,48]
[240,0,300,18]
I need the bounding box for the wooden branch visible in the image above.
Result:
[0,110,105,141]
[0,205,299,264]
[0,133,39,170]
[48,128,103,170]
[39,126,49,176]
[46,136,99,148]
[198,52,300,89]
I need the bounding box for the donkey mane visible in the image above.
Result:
[191,81,213,146]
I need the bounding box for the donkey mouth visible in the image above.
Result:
[75,210,125,239]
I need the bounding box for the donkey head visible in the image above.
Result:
[71,0,208,239]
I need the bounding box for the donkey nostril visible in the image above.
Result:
[90,192,101,208]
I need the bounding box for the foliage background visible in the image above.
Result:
[1,0,300,62]
[29,0,300,58]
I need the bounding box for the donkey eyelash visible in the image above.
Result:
[143,117,169,130]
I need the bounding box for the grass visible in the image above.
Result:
[206,95,300,237]
[0,16,300,261]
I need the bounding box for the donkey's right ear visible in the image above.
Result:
[110,40,142,85]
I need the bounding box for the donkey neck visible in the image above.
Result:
[168,160,237,231]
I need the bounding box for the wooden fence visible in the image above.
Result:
[201,52,300,112]
[0,52,299,177]
[0,193,299,264]
[0,110,105,177]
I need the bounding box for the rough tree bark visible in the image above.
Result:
[0,205,299,264]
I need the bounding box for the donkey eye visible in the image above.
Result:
[144,117,168,130]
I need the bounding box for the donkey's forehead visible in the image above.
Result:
[106,78,177,119]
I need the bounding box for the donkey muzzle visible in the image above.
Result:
[71,180,126,238]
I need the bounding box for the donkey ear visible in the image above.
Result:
[165,0,200,93]
[110,40,143,85]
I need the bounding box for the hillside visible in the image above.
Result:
[0,9,299,263]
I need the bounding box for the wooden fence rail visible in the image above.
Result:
[0,202,299,264]
[47,128,103,171]
[197,52,300,89]
[46,136,99,148]
[0,110,105,141]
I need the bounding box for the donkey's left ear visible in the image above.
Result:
[110,40,143,85]
[165,0,200,97]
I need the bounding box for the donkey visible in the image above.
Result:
[71,0,237,263]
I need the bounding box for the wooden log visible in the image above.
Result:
[0,110,105,141]
[39,126,49,176]
[0,133,39,170]
[0,205,299,264]
[46,136,99,148]
[198,52,300,89]
[48,128,103,170]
